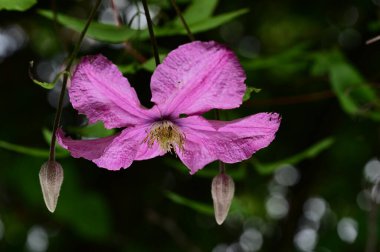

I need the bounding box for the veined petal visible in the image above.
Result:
[70,54,156,129]
[150,41,246,117]
[175,113,281,174]
[57,126,164,171]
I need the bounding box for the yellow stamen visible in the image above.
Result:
[144,120,185,153]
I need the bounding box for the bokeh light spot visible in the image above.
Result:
[266,195,289,219]
[26,226,49,252]
[303,197,327,222]
[274,165,300,187]
[123,2,160,30]
[337,218,358,243]
[238,36,260,59]
[294,228,318,252]
[0,25,27,61]
[364,159,380,183]
[338,28,361,49]
[239,228,263,252]
[219,21,244,44]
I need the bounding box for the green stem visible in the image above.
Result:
[141,0,160,66]
[49,0,102,161]
[169,0,195,41]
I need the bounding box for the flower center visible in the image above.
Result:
[144,120,185,153]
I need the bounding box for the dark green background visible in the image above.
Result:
[1,0,380,251]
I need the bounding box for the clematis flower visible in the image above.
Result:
[57,41,281,174]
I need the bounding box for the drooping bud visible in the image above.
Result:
[39,161,64,213]
[211,173,235,225]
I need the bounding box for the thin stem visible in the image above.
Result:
[219,162,226,174]
[169,0,195,41]
[49,0,102,161]
[110,0,123,25]
[366,201,379,252]
[367,35,380,45]
[141,0,160,66]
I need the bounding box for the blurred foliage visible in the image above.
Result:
[1,0,380,251]
[38,6,248,43]
[243,87,261,102]
[29,61,70,90]
[253,137,335,175]
[0,0,36,11]
[313,50,380,121]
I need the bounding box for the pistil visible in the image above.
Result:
[144,121,185,153]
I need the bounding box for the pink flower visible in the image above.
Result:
[57,41,281,174]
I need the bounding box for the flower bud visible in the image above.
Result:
[39,161,64,213]
[211,173,235,225]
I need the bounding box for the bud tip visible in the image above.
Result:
[211,173,235,225]
[39,161,64,213]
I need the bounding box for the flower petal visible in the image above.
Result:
[175,113,281,174]
[57,126,164,170]
[70,54,156,129]
[150,41,246,117]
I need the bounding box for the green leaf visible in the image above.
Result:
[330,64,380,120]
[29,61,70,89]
[42,128,69,154]
[118,63,139,74]
[42,128,53,145]
[67,122,115,138]
[30,78,55,89]
[0,0,37,11]
[38,9,140,43]
[165,191,254,218]
[229,195,261,217]
[0,140,69,158]
[38,8,248,43]
[118,54,166,74]
[254,137,335,174]
[141,54,166,72]
[242,44,308,70]
[243,87,261,102]
[174,0,218,25]
[313,51,380,120]
[181,8,249,34]
[165,191,214,215]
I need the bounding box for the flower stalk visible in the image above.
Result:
[141,0,160,66]
[40,0,101,213]
[169,0,195,41]
[49,0,101,162]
